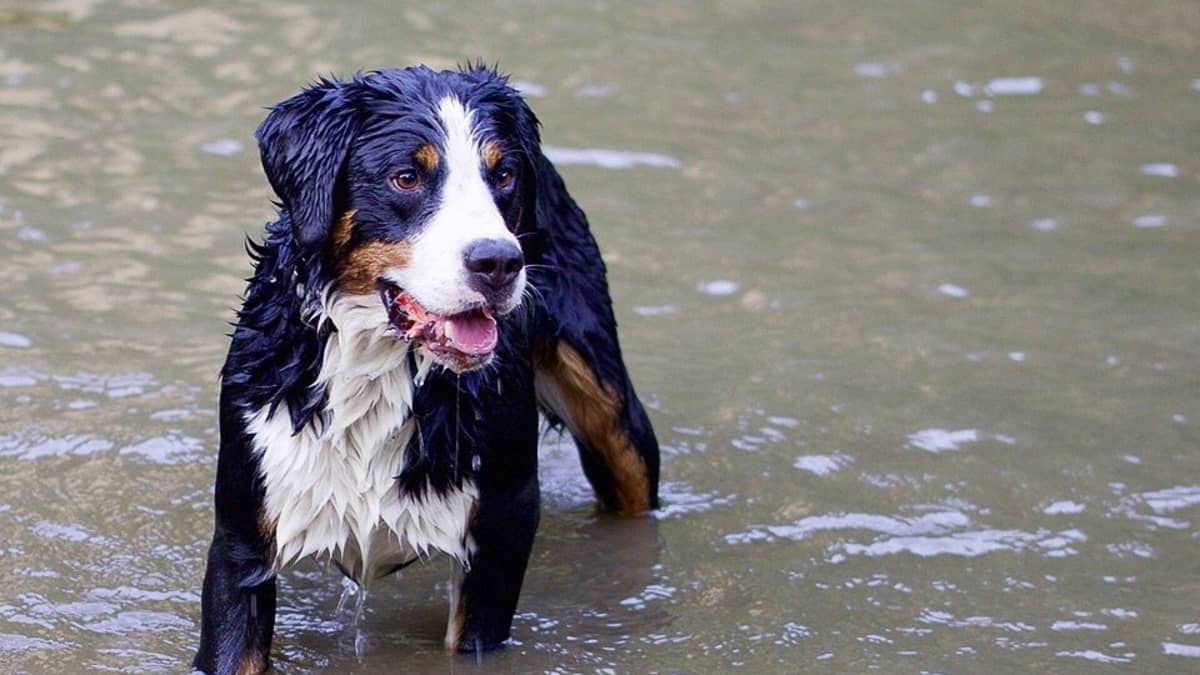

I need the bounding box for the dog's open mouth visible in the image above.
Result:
[379,282,497,372]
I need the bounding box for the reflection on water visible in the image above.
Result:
[2,0,1200,672]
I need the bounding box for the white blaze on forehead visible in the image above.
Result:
[438,96,487,194]
[382,95,525,315]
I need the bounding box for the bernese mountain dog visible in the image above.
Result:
[193,65,660,674]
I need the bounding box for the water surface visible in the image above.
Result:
[1,1,1199,672]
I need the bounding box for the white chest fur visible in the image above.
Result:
[246,293,477,582]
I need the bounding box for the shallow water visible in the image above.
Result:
[2,1,1199,672]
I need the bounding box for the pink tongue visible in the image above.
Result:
[443,311,498,355]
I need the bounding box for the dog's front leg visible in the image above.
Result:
[194,527,277,675]
[445,472,540,654]
[195,408,278,675]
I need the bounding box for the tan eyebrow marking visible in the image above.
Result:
[482,140,503,170]
[414,143,440,172]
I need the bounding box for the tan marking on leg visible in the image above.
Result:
[537,342,651,515]
[237,648,267,675]
[414,143,440,173]
[330,209,357,255]
[444,565,466,653]
[338,241,412,295]
[482,140,503,170]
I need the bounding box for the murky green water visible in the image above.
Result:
[2,1,1199,672]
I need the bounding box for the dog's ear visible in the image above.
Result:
[256,79,358,247]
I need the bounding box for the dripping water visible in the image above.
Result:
[336,575,370,659]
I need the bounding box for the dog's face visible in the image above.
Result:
[256,67,540,373]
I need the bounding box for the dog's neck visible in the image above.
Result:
[247,291,475,581]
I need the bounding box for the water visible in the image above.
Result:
[1,0,1199,672]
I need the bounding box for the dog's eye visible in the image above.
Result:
[390,170,420,191]
[494,168,514,189]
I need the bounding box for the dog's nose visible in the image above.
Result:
[463,239,524,295]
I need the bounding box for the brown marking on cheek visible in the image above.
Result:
[414,143,440,173]
[237,648,268,675]
[330,209,357,255]
[537,342,652,515]
[339,241,412,295]
[482,140,503,170]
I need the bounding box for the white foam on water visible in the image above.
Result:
[697,280,739,296]
[1133,213,1168,229]
[908,428,979,453]
[1141,485,1200,514]
[985,77,1043,96]
[1043,500,1086,515]
[793,453,854,476]
[511,80,546,97]
[1164,642,1200,658]
[199,138,243,156]
[1140,163,1178,177]
[0,332,32,348]
[543,145,681,170]
[854,62,898,79]
[1051,620,1107,631]
[938,284,969,298]
[632,304,678,317]
[1056,650,1133,664]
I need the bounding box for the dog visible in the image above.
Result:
[193,65,661,674]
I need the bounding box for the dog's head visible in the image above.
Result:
[256,66,541,373]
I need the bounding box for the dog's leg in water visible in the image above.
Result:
[535,338,660,515]
[525,154,660,515]
[445,472,540,654]
[194,528,276,675]
[195,401,278,675]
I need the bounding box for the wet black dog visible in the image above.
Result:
[193,65,659,674]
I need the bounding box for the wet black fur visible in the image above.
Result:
[194,66,660,674]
